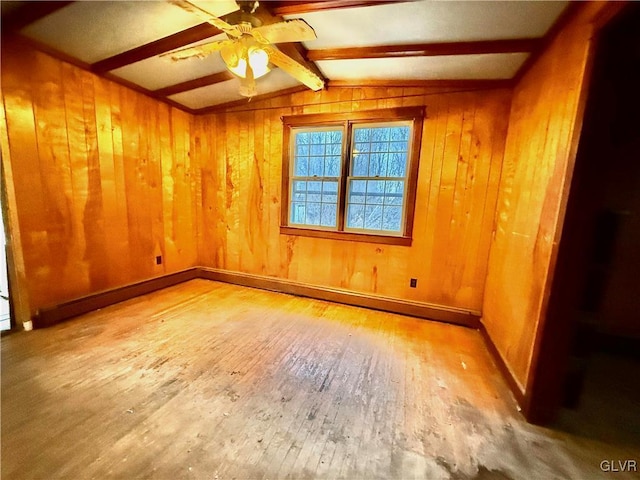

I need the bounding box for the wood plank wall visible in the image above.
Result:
[194,86,512,313]
[0,39,198,321]
[481,3,610,392]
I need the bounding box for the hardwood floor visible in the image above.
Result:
[1,279,637,479]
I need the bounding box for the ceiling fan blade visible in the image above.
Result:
[264,47,324,91]
[161,39,235,61]
[251,19,318,44]
[170,0,242,38]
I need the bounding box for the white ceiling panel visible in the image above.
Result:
[170,79,241,109]
[20,1,237,64]
[169,68,302,109]
[317,53,529,81]
[190,0,239,16]
[289,1,569,49]
[111,34,230,91]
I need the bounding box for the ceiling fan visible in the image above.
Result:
[164,0,325,98]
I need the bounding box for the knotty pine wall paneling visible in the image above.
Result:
[194,86,512,314]
[481,3,613,394]
[0,39,197,321]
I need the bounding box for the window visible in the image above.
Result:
[281,107,424,245]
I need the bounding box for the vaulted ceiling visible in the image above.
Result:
[1,0,570,113]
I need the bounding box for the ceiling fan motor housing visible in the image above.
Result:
[237,0,259,12]
[224,10,262,29]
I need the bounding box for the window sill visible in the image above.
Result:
[280,226,412,246]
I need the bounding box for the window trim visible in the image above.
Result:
[280,107,424,246]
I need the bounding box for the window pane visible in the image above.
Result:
[310,131,324,144]
[292,180,307,200]
[352,154,369,176]
[309,156,323,177]
[371,127,390,142]
[384,181,404,205]
[307,181,322,202]
[325,156,341,177]
[321,203,337,227]
[388,152,407,177]
[290,202,306,224]
[310,143,324,156]
[369,153,388,177]
[364,205,383,230]
[327,143,341,156]
[329,130,342,143]
[296,144,309,156]
[296,132,310,144]
[349,180,367,205]
[306,202,321,225]
[366,180,385,205]
[322,181,338,193]
[370,142,386,153]
[390,126,410,141]
[354,128,370,142]
[347,204,364,228]
[366,180,385,193]
[382,206,402,232]
[354,141,370,153]
[294,156,308,176]
[390,141,407,152]
[322,181,338,204]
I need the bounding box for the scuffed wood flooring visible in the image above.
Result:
[1,280,637,479]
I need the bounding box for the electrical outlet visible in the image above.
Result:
[410,278,417,288]
[156,255,162,265]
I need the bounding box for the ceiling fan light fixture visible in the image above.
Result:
[227,46,270,79]
[167,1,325,98]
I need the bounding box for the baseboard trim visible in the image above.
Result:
[32,267,480,329]
[198,267,480,328]
[33,268,199,328]
[478,322,527,409]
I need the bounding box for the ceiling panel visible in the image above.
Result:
[110,34,229,91]
[8,0,571,112]
[287,1,569,49]
[169,68,302,109]
[19,1,237,64]
[170,79,241,110]
[317,53,530,81]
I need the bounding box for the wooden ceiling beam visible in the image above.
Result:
[327,79,514,89]
[308,38,541,61]
[1,1,74,32]
[270,0,407,16]
[91,23,222,73]
[153,71,234,97]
